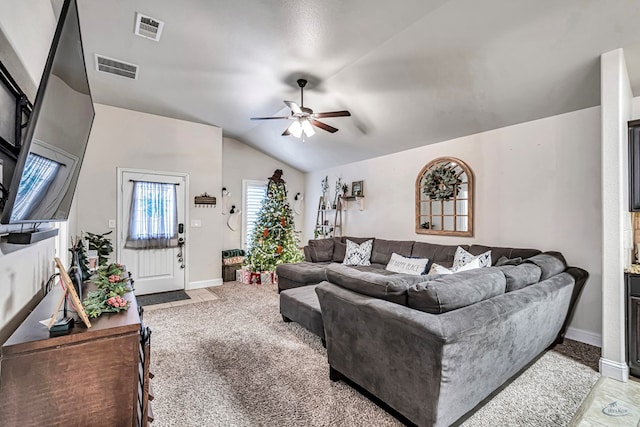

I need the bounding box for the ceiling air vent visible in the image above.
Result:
[95,54,138,79]
[134,12,164,41]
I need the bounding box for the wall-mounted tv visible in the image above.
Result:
[1,0,94,224]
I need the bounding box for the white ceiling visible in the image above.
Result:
[76,0,640,172]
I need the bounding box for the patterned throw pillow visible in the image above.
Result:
[342,239,373,266]
[385,253,429,275]
[452,246,491,270]
[429,257,482,275]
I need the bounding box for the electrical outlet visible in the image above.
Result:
[191,219,202,228]
[108,219,116,228]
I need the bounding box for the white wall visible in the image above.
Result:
[74,104,224,287]
[304,106,602,343]
[600,49,633,382]
[222,137,305,250]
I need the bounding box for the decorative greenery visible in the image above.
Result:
[422,163,462,201]
[84,231,114,266]
[244,171,304,273]
[333,177,343,207]
[82,262,131,318]
[420,221,431,229]
[341,183,349,196]
[72,239,92,281]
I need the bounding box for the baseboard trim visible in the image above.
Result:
[599,358,629,382]
[188,278,223,290]
[565,327,602,348]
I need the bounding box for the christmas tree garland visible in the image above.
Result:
[244,170,304,273]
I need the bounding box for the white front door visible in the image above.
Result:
[117,169,187,295]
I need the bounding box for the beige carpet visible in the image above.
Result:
[143,281,599,426]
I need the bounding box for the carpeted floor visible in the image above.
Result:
[143,282,600,426]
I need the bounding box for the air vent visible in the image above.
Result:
[134,12,164,41]
[95,55,138,79]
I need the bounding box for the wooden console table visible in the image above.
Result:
[0,282,153,426]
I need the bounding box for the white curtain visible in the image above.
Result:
[11,153,60,222]
[125,180,178,249]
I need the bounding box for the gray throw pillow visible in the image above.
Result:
[495,256,523,267]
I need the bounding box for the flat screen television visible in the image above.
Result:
[1,0,94,225]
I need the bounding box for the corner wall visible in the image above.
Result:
[221,137,305,251]
[600,48,633,381]
[304,106,602,345]
[74,104,224,287]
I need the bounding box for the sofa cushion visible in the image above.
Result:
[410,242,467,269]
[371,239,414,265]
[325,263,429,305]
[468,245,541,266]
[307,239,334,262]
[343,239,373,266]
[275,261,329,284]
[332,239,346,262]
[407,267,506,314]
[524,252,567,281]
[386,253,429,275]
[497,263,542,292]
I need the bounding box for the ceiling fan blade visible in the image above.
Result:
[313,110,351,118]
[284,101,303,114]
[282,128,291,136]
[310,119,338,133]
[250,116,291,120]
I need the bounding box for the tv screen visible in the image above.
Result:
[1,0,94,224]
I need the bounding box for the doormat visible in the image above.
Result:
[137,290,191,307]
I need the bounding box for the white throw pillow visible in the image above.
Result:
[452,246,492,270]
[342,239,373,266]
[429,263,454,275]
[385,253,429,275]
[429,256,483,275]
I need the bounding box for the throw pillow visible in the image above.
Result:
[429,257,482,275]
[385,253,429,275]
[342,239,373,266]
[495,256,523,267]
[429,263,454,275]
[452,246,491,270]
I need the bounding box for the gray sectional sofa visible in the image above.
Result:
[275,237,588,427]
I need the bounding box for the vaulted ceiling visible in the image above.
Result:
[77,0,640,172]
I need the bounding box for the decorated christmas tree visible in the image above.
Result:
[244,169,303,273]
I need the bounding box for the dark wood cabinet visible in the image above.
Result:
[629,120,640,211]
[0,284,153,426]
[627,273,640,377]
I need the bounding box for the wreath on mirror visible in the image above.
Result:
[422,163,462,200]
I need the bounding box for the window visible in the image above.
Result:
[125,180,178,249]
[11,153,61,222]
[242,180,267,250]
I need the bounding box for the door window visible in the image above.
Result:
[125,180,178,249]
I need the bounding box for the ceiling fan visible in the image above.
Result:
[251,78,351,139]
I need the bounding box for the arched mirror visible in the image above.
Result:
[415,157,473,236]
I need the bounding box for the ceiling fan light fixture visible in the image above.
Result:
[301,120,315,137]
[288,120,303,138]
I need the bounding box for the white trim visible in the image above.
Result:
[599,358,629,382]
[565,327,602,348]
[188,278,222,290]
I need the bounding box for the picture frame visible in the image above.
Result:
[54,257,92,329]
[351,181,364,197]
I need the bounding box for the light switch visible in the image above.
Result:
[191,219,202,228]
[108,219,116,228]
